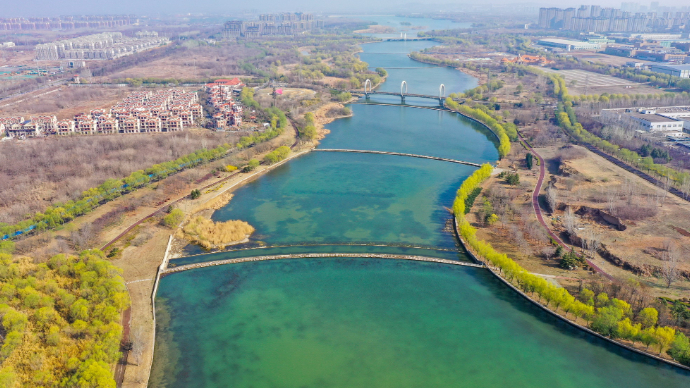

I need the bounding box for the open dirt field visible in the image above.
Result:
[564,51,652,67]
[535,144,690,298]
[539,67,663,96]
[98,54,247,81]
[0,85,129,119]
[0,85,204,119]
[0,49,47,68]
[470,123,690,300]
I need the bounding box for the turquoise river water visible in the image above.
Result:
[151,16,690,388]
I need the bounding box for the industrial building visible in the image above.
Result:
[601,106,690,132]
[537,38,601,51]
[35,31,168,61]
[649,64,690,78]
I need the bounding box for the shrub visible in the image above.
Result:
[162,208,185,228]
[243,159,260,172]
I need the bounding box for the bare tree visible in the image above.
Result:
[510,225,532,257]
[623,178,638,205]
[681,178,690,200]
[582,227,600,259]
[546,185,558,213]
[563,206,577,234]
[130,326,145,366]
[658,176,671,207]
[70,222,95,251]
[605,187,619,214]
[661,241,680,288]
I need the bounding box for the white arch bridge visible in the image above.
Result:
[349,80,446,105]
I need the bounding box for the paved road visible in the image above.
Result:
[518,133,614,281]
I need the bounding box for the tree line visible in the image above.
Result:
[0,144,233,240]
[445,98,516,158]
[534,70,690,191]
[453,165,690,367]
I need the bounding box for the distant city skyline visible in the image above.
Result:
[2,0,690,18]
[2,1,690,18]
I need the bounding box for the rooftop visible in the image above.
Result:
[649,64,690,70]
[538,38,594,45]
[630,113,681,123]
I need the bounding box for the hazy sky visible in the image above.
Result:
[3,1,690,17]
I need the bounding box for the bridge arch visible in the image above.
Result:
[439,84,445,99]
[401,81,408,96]
[364,79,372,94]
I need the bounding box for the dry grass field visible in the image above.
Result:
[0,131,239,225]
[539,67,663,96]
[473,141,690,300]
[536,145,690,297]
[564,51,652,67]
[0,85,130,119]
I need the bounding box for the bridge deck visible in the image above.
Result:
[352,90,443,99]
[163,253,485,274]
[315,149,481,167]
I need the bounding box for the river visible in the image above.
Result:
[149,17,690,388]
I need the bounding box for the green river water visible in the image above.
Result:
[151,17,690,388]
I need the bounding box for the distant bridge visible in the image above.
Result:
[344,80,447,105]
[163,253,485,274]
[315,149,482,167]
[349,101,449,111]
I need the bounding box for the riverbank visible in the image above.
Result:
[408,52,486,84]
[456,221,690,372]
[452,165,690,372]
[110,120,306,388]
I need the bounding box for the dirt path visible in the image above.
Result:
[518,133,614,281]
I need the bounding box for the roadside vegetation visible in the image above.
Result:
[0,142,234,240]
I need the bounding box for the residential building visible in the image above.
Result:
[223,13,319,38]
[35,31,168,61]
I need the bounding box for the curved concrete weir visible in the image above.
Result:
[163,253,485,274]
[314,149,482,167]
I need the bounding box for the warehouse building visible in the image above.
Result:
[649,64,690,78]
[537,38,601,51]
